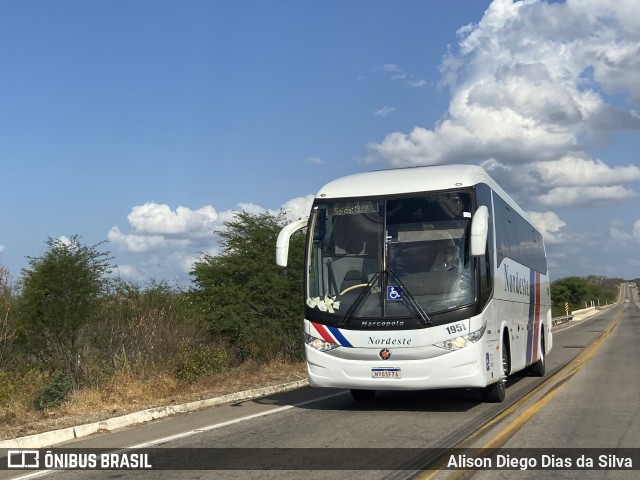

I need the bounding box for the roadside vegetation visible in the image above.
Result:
[0,211,628,439]
[550,276,621,317]
[0,212,305,439]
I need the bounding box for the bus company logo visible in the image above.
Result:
[360,320,405,328]
[379,348,391,360]
[504,264,530,296]
[368,336,412,346]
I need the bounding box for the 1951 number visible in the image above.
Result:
[445,323,467,335]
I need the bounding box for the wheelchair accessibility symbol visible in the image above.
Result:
[387,286,403,301]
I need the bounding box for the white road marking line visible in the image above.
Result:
[130,391,346,448]
[8,391,348,479]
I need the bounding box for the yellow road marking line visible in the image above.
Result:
[417,306,625,479]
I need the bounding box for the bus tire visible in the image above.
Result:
[482,378,505,403]
[350,389,376,401]
[529,330,545,377]
[482,339,508,403]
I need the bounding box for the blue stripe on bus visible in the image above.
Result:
[327,326,353,348]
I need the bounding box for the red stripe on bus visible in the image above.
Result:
[533,271,541,361]
[312,322,337,344]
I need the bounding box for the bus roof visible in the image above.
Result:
[315,164,528,220]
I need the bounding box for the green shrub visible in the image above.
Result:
[33,371,74,410]
[174,343,227,383]
[0,369,15,405]
[190,212,305,363]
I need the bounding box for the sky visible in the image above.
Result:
[1,0,640,287]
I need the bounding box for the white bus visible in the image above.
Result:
[276,165,551,402]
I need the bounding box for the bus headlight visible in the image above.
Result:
[434,323,486,351]
[304,332,340,352]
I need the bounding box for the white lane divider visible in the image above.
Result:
[130,391,347,448]
[8,391,348,479]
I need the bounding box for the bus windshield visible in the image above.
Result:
[306,192,475,321]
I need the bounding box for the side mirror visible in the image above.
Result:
[275,218,308,267]
[470,205,489,257]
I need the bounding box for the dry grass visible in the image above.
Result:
[0,359,306,441]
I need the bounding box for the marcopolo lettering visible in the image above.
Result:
[360,320,405,328]
[368,336,412,346]
[504,265,530,296]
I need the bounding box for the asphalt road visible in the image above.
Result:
[3,284,639,480]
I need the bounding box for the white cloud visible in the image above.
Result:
[535,185,636,208]
[107,196,315,283]
[308,156,324,165]
[112,264,144,282]
[57,235,72,245]
[107,227,191,253]
[479,156,640,210]
[0,245,5,254]
[374,106,396,118]
[280,195,314,222]
[531,157,640,187]
[380,64,426,88]
[234,202,268,216]
[128,202,218,237]
[111,198,316,254]
[634,220,640,241]
[406,79,426,88]
[526,211,568,245]
[568,0,640,104]
[366,0,640,210]
[110,203,229,253]
[609,219,634,242]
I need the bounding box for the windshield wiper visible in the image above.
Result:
[386,268,432,326]
[337,272,380,327]
[337,269,432,327]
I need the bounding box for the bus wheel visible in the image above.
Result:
[350,389,376,401]
[482,341,508,403]
[529,330,545,377]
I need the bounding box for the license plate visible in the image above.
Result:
[371,367,401,379]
